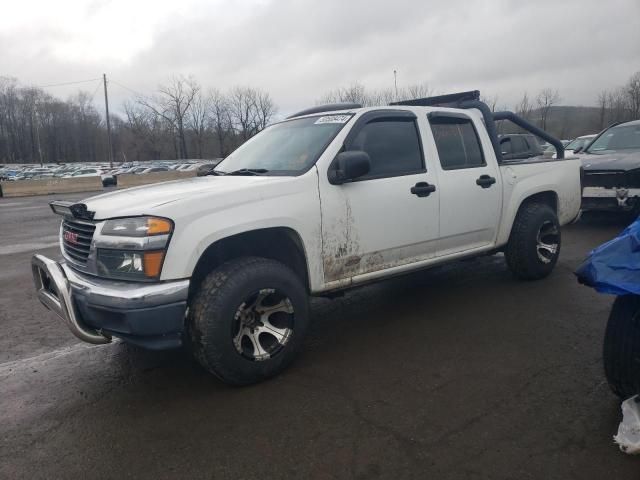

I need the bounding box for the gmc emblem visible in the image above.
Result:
[63,230,79,244]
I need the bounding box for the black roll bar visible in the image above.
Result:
[458,100,503,162]
[391,90,566,162]
[492,111,565,159]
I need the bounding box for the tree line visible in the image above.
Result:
[318,71,640,140]
[0,75,276,165]
[1,71,639,165]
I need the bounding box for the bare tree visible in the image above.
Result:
[536,88,561,130]
[254,90,277,131]
[227,86,275,142]
[228,87,255,141]
[207,89,233,157]
[188,90,209,159]
[367,88,395,107]
[318,82,369,106]
[404,82,433,101]
[481,93,499,112]
[138,75,200,159]
[627,71,640,120]
[318,81,432,107]
[608,87,631,123]
[597,90,609,129]
[516,92,534,121]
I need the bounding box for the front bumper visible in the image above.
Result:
[31,255,190,349]
[582,187,640,212]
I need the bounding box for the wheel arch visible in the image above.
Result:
[499,189,559,246]
[189,227,311,298]
[517,190,558,213]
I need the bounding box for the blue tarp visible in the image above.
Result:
[576,217,640,295]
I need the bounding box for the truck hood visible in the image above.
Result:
[581,150,640,172]
[81,175,293,219]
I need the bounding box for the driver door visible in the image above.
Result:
[318,110,440,284]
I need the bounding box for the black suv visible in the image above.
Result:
[581,119,640,214]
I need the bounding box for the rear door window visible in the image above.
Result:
[429,116,485,170]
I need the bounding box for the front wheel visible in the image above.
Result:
[187,257,309,386]
[505,202,561,280]
[604,295,640,398]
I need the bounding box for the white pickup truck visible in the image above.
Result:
[32,91,582,385]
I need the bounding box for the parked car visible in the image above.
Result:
[0,169,19,181]
[498,133,544,160]
[31,172,55,180]
[196,163,220,176]
[139,166,170,174]
[565,134,597,154]
[65,168,103,178]
[32,91,582,385]
[580,119,640,214]
[553,134,598,158]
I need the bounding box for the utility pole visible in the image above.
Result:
[35,115,43,167]
[393,70,399,102]
[32,104,44,166]
[103,73,114,168]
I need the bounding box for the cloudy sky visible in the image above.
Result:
[1,0,639,116]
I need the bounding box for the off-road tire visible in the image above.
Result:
[505,202,561,280]
[187,256,309,386]
[603,295,640,398]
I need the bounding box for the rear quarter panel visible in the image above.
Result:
[496,158,582,246]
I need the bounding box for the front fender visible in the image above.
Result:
[157,172,325,291]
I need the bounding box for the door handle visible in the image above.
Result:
[476,175,496,188]
[410,182,436,197]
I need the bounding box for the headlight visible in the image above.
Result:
[97,249,165,280]
[101,216,173,237]
[96,216,173,281]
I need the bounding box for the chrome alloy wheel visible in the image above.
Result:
[536,221,560,264]
[232,288,294,361]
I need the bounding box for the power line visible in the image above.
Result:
[88,79,103,102]
[36,78,102,88]
[109,79,145,97]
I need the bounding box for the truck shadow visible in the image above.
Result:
[579,211,635,227]
[99,254,513,390]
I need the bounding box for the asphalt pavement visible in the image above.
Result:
[0,193,637,479]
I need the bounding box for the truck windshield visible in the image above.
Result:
[586,124,640,154]
[215,114,353,175]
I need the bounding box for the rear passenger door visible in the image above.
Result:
[427,112,502,256]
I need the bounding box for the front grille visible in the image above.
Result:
[62,218,96,264]
[582,170,627,188]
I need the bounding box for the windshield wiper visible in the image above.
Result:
[205,169,226,176]
[225,168,269,176]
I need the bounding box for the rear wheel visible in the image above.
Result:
[603,295,640,398]
[505,202,561,280]
[187,257,309,386]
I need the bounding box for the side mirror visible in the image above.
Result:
[329,150,371,184]
[573,146,583,154]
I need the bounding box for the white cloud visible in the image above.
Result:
[1,0,638,115]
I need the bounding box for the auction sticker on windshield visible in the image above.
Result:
[315,115,351,124]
